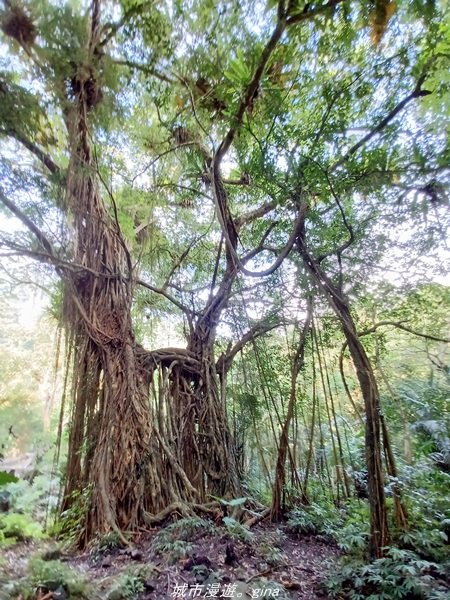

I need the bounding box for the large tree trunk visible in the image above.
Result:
[60,61,160,542]
[60,4,241,545]
[297,239,389,558]
[338,306,390,557]
[143,275,242,504]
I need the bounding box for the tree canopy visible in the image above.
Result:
[0,0,448,565]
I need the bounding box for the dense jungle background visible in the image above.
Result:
[0,0,449,598]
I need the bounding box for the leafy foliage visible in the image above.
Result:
[287,502,341,537]
[0,0,448,586]
[222,516,254,543]
[0,471,18,486]
[106,566,154,600]
[27,557,86,597]
[151,517,213,562]
[326,547,450,600]
[0,512,44,544]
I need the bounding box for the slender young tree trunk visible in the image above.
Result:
[380,415,409,530]
[297,237,389,558]
[339,311,389,557]
[271,301,312,521]
[375,340,409,529]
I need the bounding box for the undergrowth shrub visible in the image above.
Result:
[94,530,126,553]
[257,538,284,566]
[334,501,371,558]
[398,463,450,561]
[222,516,253,543]
[53,485,92,544]
[287,501,341,537]
[0,512,45,544]
[151,517,212,562]
[325,547,450,600]
[5,474,59,521]
[107,566,153,600]
[322,466,450,598]
[27,557,86,596]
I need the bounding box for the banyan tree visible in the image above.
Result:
[1,0,447,559]
[0,0,243,545]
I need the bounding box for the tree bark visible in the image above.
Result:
[296,237,389,558]
[60,46,162,542]
[60,1,240,545]
[271,301,312,521]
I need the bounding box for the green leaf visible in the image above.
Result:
[227,497,248,507]
[0,471,19,486]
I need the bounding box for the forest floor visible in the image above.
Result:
[0,521,339,599]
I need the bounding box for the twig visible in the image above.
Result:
[246,562,295,583]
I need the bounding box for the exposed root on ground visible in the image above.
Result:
[143,499,270,529]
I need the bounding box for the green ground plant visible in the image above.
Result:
[0,513,45,545]
[151,517,212,562]
[287,501,342,538]
[106,566,153,600]
[222,516,254,543]
[24,557,87,598]
[325,547,449,600]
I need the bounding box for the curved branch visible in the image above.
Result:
[330,76,432,172]
[217,320,283,375]
[357,320,450,344]
[138,347,201,373]
[0,239,117,278]
[212,163,306,278]
[236,200,277,229]
[0,188,54,255]
[0,129,61,176]
[135,277,195,321]
[338,318,449,417]
[112,60,176,84]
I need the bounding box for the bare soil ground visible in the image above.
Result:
[0,522,339,599]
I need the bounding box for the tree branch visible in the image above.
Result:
[0,188,55,255]
[131,142,199,184]
[98,4,144,48]
[211,1,345,279]
[216,18,286,163]
[0,129,61,176]
[217,320,283,375]
[236,200,277,229]
[112,60,176,84]
[286,0,347,25]
[135,277,195,322]
[228,198,307,278]
[330,77,432,172]
[358,320,450,344]
[216,0,347,164]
